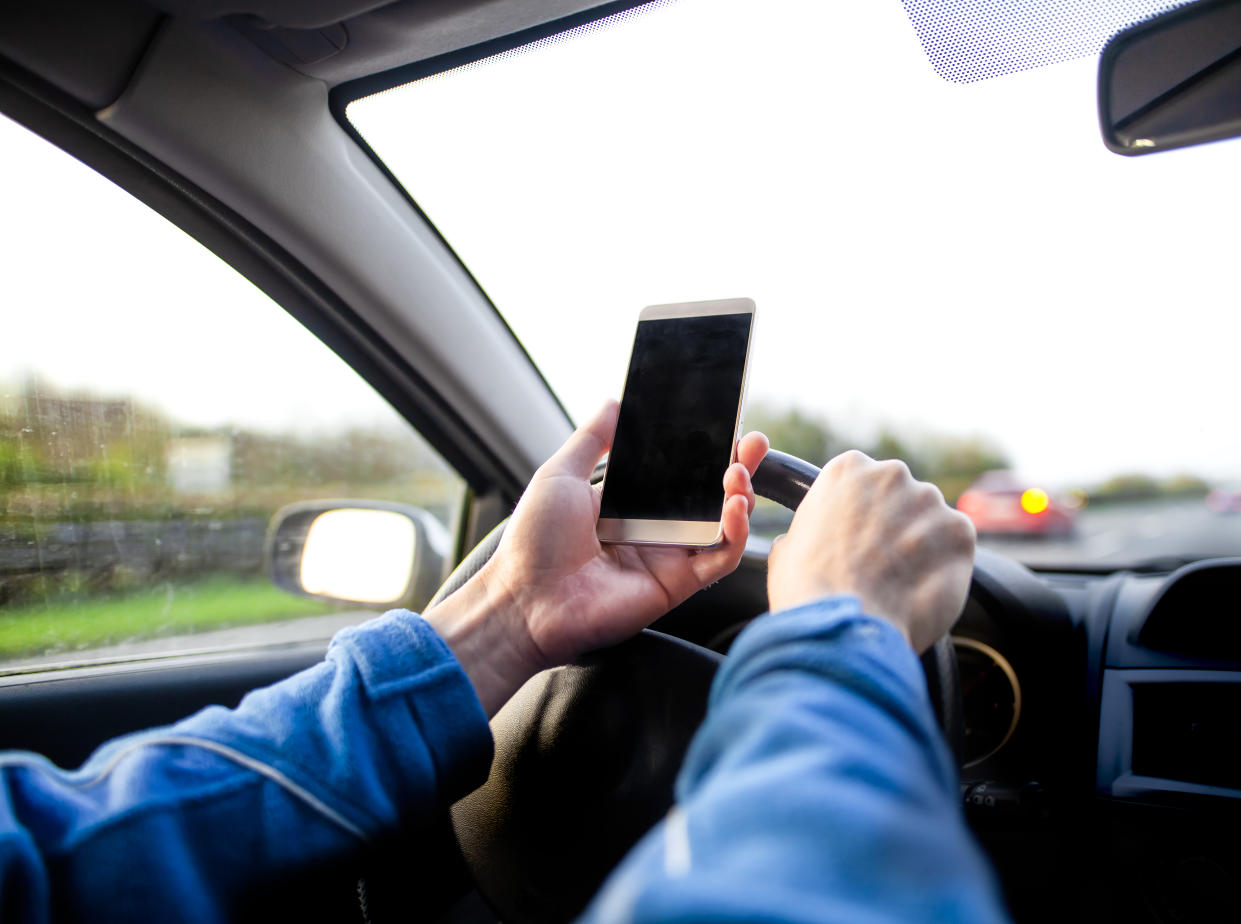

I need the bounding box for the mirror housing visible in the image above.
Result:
[266,501,451,610]
[1100,0,1241,156]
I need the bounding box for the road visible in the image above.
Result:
[755,498,1241,570]
[977,499,1241,568]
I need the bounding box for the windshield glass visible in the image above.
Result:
[349,0,1241,569]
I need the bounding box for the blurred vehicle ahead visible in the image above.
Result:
[957,471,1077,537]
[1206,485,1241,515]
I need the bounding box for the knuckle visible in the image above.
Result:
[877,458,911,486]
[915,480,946,509]
[831,449,870,470]
[957,511,978,543]
[945,510,976,549]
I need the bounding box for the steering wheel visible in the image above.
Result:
[434,450,965,924]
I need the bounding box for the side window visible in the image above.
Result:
[0,115,466,671]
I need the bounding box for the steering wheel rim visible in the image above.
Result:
[439,449,964,924]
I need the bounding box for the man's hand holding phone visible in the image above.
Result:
[427,298,762,716]
[426,401,768,715]
[488,400,768,671]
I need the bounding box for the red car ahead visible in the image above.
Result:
[956,471,1077,537]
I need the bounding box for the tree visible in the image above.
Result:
[743,402,1010,504]
[745,403,835,467]
[867,429,925,479]
[1094,473,1160,502]
[1160,474,1210,497]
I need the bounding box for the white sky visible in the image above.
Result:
[353,0,1241,487]
[0,114,405,437]
[2,0,1238,488]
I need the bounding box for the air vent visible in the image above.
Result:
[1137,559,1241,660]
[1132,683,1241,789]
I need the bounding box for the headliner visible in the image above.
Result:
[0,0,620,109]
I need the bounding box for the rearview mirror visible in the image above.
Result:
[1100,0,1241,155]
[266,501,450,610]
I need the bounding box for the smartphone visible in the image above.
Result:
[597,298,756,547]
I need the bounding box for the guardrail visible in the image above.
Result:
[0,518,268,582]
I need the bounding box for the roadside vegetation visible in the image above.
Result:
[745,402,1215,511]
[745,402,1009,505]
[0,379,459,658]
[1085,472,1211,505]
[0,576,336,660]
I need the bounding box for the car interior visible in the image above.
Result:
[3,1,1241,922]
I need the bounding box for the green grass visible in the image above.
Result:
[0,575,336,659]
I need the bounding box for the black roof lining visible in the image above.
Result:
[0,0,166,109]
[332,0,653,105]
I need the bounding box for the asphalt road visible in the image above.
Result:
[977,499,1241,569]
[754,498,1241,571]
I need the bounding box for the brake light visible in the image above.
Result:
[1020,488,1049,515]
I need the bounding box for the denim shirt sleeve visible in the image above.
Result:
[579,596,1011,924]
[0,609,492,922]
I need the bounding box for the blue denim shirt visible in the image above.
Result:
[584,598,1009,922]
[0,599,1007,922]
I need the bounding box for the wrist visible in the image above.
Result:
[767,574,839,616]
[769,585,914,649]
[423,562,546,716]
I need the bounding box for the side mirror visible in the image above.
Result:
[266,501,451,610]
[1100,0,1241,155]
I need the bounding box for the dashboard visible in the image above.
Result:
[655,547,1241,923]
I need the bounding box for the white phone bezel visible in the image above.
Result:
[596,297,756,549]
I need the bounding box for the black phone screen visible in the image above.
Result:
[600,311,752,522]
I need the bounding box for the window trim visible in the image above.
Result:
[327,1,656,424]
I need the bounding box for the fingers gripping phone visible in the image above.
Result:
[597,298,756,548]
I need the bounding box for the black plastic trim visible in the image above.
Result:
[1098,0,1241,156]
[0,644,326,767]
[332,0,655,105]
[1137,557,1241,658]
[0,53,525,501]
[327,1,661,428]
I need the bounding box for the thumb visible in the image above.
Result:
[539,400,619,480]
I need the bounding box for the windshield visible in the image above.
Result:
[348,0,1241,569]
